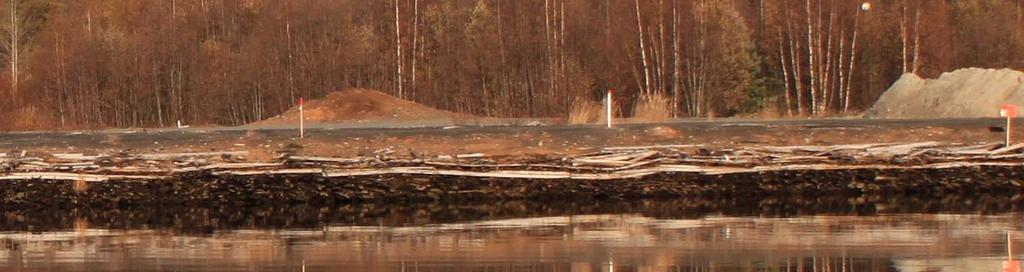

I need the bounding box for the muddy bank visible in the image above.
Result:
[2,164,1022,209]
[4,193,1024,233]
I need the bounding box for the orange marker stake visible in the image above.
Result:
[1002,104,1019,147]
[1008,232,1020,272]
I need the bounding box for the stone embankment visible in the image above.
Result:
[2,142,1023,208]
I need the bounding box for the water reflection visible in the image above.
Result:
[4,194,1024,233]
[1,195,1024,271]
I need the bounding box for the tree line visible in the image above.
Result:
[2,0,1023,128]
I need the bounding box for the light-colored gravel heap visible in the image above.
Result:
[867,68,1024,118]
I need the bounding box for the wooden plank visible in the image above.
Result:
[455,153,486,159]
[865,141,942,156]
[602,144,696,151]
[0,172,165,182]
[654,164,705,173]
[757,145,828,154]
[52,162,99,171]
[989,143,1024,156]
[322,167,432,177]
[19,161,51,167]
[286,156,363,164]
[135,151,248,160]
[946,143,1001,155]
[578,152,642,162]
[671,158,754,165]
[823,143,890,152]
[99,167,173,174]
[572,158,634,167]
[627,151,660,163]
[199,162,283,171]
[987,153,1024,160]
[52,153,103,161]
[216,168,324,176]
[607,158,666,171]
[423,161,526,169]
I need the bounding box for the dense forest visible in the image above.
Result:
[2,0,1024,128]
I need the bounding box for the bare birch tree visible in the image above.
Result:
[3,0,19,103]
[635,0,651,96]
[395,0,404,99]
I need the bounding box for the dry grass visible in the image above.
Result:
[568,98,602,125]
[632,94,671,122]
[0,106,58,131]
[749,101,783,120]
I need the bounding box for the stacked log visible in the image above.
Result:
[0,142,1022,207]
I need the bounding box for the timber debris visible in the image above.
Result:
[0,141,1021,181]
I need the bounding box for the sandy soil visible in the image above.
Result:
[253,89,479,125]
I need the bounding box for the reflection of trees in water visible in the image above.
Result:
[1,212,1021,271]
[670,256,895,272]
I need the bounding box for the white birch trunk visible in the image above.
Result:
[821,0,835,113]
[286,22,295,102]
[837,29,846,115]
[671,0,680,117]
[395,0,404,99]
[785,1,805,116]
[844,6,861,113]
[635,0,652,96]
[911,5,922,75]
[411,0,419,99]
[9,0,17,103]
[544,0,554,96]
[900,0,909,74]
[806,0,817,115]
[779,31,793,117]
[559,0,567,105]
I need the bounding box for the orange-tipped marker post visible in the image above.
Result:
[1001,104,1018,146]
[1007,232,1020,272]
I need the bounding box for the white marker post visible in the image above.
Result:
[606,89,614,128]
[299,97,305,139]
[1002,104,1018,147]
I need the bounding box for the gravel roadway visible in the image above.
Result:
[0,117,1013,158]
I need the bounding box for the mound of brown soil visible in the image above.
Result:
[866,68,1024,118]
[254,89,474,125]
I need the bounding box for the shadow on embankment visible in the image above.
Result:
[3,194,1023,233]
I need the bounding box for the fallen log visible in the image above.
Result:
[134,151,249,161]
[0,172,165,182]
[602,144,696,151]
[989,143,1024,155]
[287,156,363,164]
[214,168,324,176]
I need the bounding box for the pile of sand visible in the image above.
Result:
[254,89,473,125]
[866,68,1024,118]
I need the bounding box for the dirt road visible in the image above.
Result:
[0,118,1013,159]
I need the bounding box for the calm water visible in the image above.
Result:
[2,197,1024,271]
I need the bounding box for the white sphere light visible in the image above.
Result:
[861,2,871,11]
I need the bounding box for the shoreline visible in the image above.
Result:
[4,193,1024,233]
